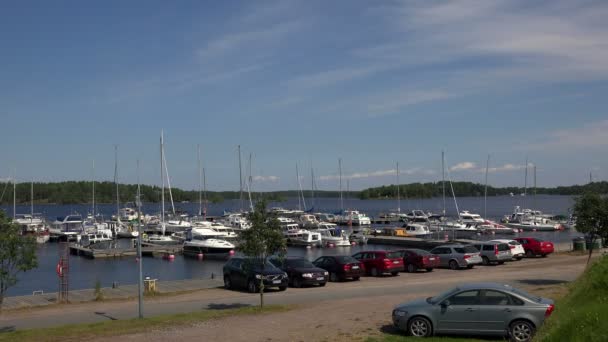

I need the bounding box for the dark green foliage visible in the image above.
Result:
[0,210,38,308]
[359,181,608,199]
[573,193,608,238]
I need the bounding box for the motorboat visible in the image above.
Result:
[337,210,371,226]
[183,235,235,256]
[405,210,430,221]
[314,213,337,223]
[376,211,407,223]
[502,206,562,231]
[402,223,432,237]
[318,227,351,247]
[286,230,322,247]
[49,215,84,241]
[349,229,368,244]
[299,214,320,229]
[459,211,485,224]
[223,213,251,229]
[13,214,50,243]
[115,221,140,238]
[80,232,113,246]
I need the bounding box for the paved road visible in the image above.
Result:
[0,253,588,332]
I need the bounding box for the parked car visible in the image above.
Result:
[514,237,555,257]
[352,250,404,276]
[472,241,512,265]
[223,257,288,293]
[312,255,364,281]
[490,239,526,260]
[429,244,482,270]
[392,282,554,341]
[268,256,328,287]
[395,249,440,272]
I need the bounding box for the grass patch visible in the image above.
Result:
[534,255,608,342]
[365,336,493,342]
[0,305,291,342]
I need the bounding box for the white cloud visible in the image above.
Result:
[527,119,608,150]
[252,175,280,182]
[486,163,528,173]
[449,162,477,172]
[319,168,435,181]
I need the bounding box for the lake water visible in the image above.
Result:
[1,195,582,296]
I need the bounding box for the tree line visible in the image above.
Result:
[0,181,342,205]
[358,181,608,200]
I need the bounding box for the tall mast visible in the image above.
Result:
[114,145,119,219]
[13,175,16,218]
[445,155,461,220]
[339,158,343,211]
[296,163,302,211]
[524,156,528,208]
[247,153,253,211]
[160,131,165,233]
[296,163,306,211]
[533,164,537,208]
[396,162,400,213]
[310,164,315,210]
[162,142,176,215]
[136,159,144,318]
[92,159,95,217]
[238,145,243,211]
[203,167,208,219]
[198,145,202,216]
[484,154,490,219]
[30,179,34,217]
[441,151,446,216]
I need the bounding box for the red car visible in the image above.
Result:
[352,250,404,276]
[514,237,554,257]
[395,249,440,272]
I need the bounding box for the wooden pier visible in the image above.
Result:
[70,242,183,259]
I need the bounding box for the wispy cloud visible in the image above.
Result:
[526,119,608,151]
[449,162,477,172]
[253,175,280,182]
[319,168,435,181]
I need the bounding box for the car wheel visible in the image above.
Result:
[407,263,417,273]
[526,250,534,258]
[516,256,523,261]
[353,276,360,281]
[482,256,490,265]
[319,282,326,287]
[293,277,302,288]
[426,268,433,272]
[509,320,535,342]
[408,316,432,337]
[541,254,547,258]
[391,271,398,276]
[329,272,339,282]
[223,276,232,290]
[498,261,505,265]
[278,286,287,291]
[371,267,379,277]
[247,280,258,293]
[449,260,459,270]
[467,265,474,269]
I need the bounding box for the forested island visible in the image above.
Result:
[1,180,606,205]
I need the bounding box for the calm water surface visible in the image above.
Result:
[1,195,581,296]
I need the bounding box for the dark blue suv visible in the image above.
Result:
[223,257,288,293]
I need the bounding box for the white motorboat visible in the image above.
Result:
[115,221,140,238]
[80,232,113,246]
[223,213,251,229]
[459,211,485,224]
[49,215,84,241]
[299,214,320,229]
[314,213,337,223]
[183,235,235,256]
[287,230,322,247]
[502,206,562,231]
[405,210,430,221]
[403,223,432,237]
[337,210,371,226]
[318,228,351,247]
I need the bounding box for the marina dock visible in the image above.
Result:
[69,242,183,258]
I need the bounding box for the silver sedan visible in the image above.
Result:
[392,282,554,342]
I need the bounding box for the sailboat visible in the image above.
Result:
[12,179,50,243]
[144,131,179,245]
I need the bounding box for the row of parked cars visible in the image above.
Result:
[222,237,555,293]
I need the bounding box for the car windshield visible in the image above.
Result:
[336,256,358,263]
[286,259,315,268]
[511,287,542,302]
[427,287,460,304]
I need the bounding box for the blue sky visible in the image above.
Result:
[1,0,607,191]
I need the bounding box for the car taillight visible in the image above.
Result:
[545,304,555,317]
[494,245,499,255]
[509,245,515,249]
[343,264,351,271]
[463,254,471,259]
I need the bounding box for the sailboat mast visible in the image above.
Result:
[136,159,143,318]
[396,162,400,213]
[198,145,202,216]
[441,151,446,216]
[115,145,119,219]
[296,163,301,211]
[203,167,208,218]
[13,176,16,218]
[30,179,34,217]
[533,164,537,208]
[160,131,165,233]
[484,154,490,219]
[296,163,306,211]
[247,153,253,211]
[523,157,528,209]
[92,160,95,218]
[445,154,461,220]
[238,145,243,211]
[310,164,315,210]
[339,158,343,211]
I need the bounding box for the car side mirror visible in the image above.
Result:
[441,300,450,308]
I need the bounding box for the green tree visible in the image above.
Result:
[237,200,286,308]
[0,210,38,310]
[573,193,608,265]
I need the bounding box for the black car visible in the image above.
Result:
[223,257,288,293]
[312,255,364,282]
[269,257,328,287]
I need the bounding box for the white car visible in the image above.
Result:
[490,239,525,260]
